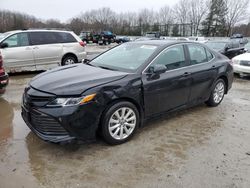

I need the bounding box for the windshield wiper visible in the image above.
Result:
[97,66,117,71]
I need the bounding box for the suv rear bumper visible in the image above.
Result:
[0,73,9,94]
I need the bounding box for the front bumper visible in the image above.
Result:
[21,98,103,143]
[0,73,9,94]
[233,64,250,74]
[22,106,76,143]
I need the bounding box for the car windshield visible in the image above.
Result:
[206,41,226,50]
[90,43,158,72]
[104,31,112,35]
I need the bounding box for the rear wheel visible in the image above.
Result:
[101,101,139,145]
[206,79,226,107]
[62,56,77,66]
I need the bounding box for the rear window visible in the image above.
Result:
[56,32,77,43]
[187,44,207,65]
[206,49,214,61]
[29,32,77,45]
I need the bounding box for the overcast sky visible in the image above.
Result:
[0,0,177,22]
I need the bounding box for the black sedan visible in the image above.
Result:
[205,40,245,59]
[22,41,233,145]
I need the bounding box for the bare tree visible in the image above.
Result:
[225,0,249,36]
[174,0,190,36]
[158,5,173,25]
[188,0,209,36]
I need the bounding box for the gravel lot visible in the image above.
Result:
[0,44,250,188]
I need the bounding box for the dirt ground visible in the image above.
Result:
[0,46,250,187]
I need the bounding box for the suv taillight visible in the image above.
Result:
[79,41,86,47]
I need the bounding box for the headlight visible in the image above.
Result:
[47,94,96,107]
[232,59,240,64]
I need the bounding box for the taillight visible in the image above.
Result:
[0,52,3,68]
[79,41,86,47]
[0,68,4,75]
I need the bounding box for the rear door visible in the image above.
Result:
[29,32,62,69]
[0,32,35,72]
[185,44,218,104]
[142,44,192,116]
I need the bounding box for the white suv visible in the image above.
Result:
[0,29,87,73]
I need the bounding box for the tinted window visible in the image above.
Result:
[206,49,214,61]
[152,45,186,70]
[56,32,77,43]
[29,32,58,45]
[3,33,29,47]
[187,44,207,65]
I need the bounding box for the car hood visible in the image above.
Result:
[232,52,250,61]
[30,64,128,96]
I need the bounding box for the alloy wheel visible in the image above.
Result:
[108,107,136,140]
[213,81,225,104]
[64,58,75,65]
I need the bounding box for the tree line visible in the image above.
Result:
[0,0,249,37]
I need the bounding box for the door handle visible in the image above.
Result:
[33,46,39,50]
[182,72,191,77]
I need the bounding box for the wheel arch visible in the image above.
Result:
[217,75,228,94]
[61,53,78,65]
[98,97,144,132]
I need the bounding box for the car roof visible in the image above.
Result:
[4,29,73,35]
[130,40,200,47]
[206,40,228,43]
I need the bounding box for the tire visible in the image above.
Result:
[206,79,226,107]
[62,56,77,66]
[101,101,139,145]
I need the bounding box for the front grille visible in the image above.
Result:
[23,92,54,108]
[240,61,250,67]
[29,109,68,136]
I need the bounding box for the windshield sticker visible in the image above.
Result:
[140,45,157,50]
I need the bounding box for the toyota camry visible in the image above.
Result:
[22,40,233,145]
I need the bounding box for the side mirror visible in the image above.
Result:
[82,59,90,64]
[0,43,8,49]
[148,64,167,74]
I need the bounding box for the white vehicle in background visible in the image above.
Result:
[0,29,87,73]
[232,53,250,76]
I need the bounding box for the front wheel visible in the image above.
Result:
[101,101,139,145]
[206,79,226,107]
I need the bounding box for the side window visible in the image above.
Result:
[187,44,207,65]
[152,45,186,70]
[206,49,214,61]
[56,32,77,43]
[3,33,29,48]
[29,32,58,45]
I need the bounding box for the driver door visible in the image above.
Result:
[142,44,192,117]
[0,32,35,72]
